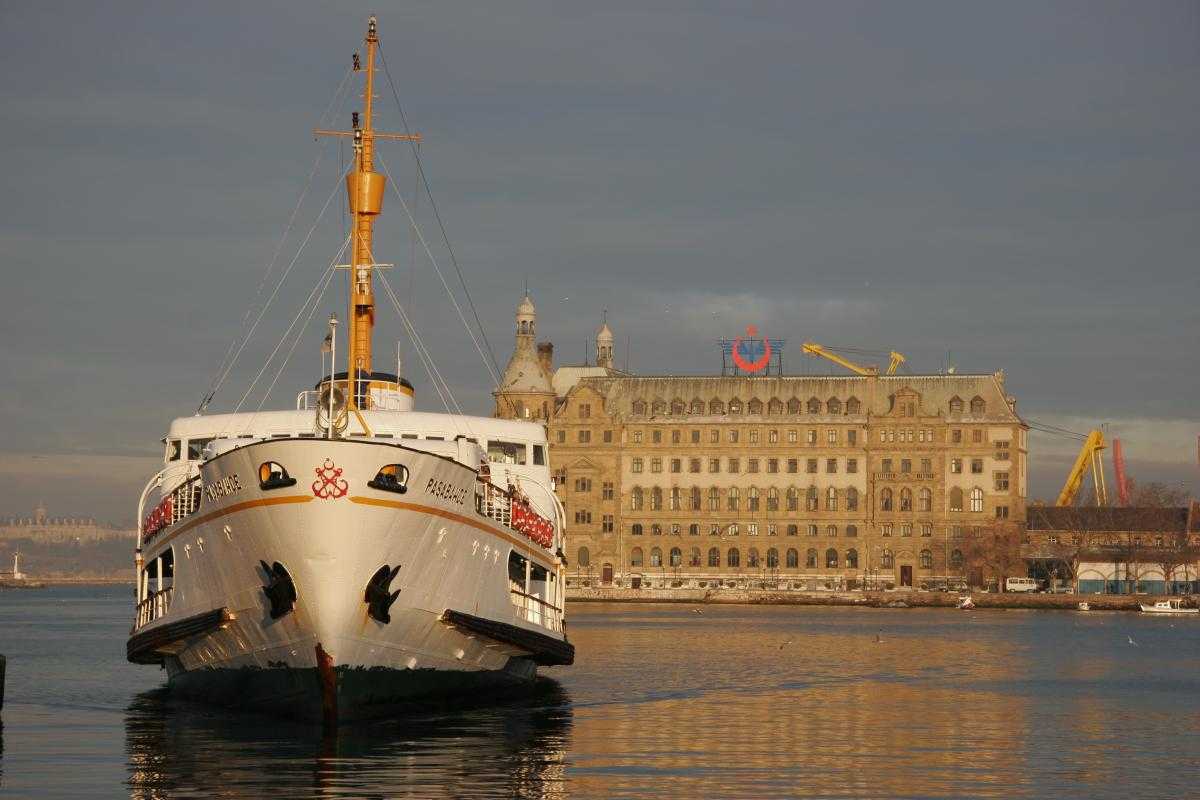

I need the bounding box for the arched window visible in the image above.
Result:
[826,486,838,511]
[650,487,662,511]
[631,487,644,511]
[748,548,760,567]
[807,397,822,414]
[846,549,859,568]
[691,487,702,510]
[827,397,842,415]
[728,487,740,511]
[670,547,682,567]
[689,547,701,566]
[728,398,743,414]
[728,523,740,537]
[632,400,647,416]
[806,486,819,511]
[708,547,721,567]
[748,398,763,415]
[671,399,686,415]
[748,487,760,511]
[652,400,666,415]
[846,524,858,537]
[768,398,783,415]
[920,549,933,569]
[806,548,817,568]
[882,548,894,568]
[826,548,839,568]
[846,397,861,415]
[708,487,720,511]
[632,523,643,536]
[786,548,799,568]
[880,488,894,511]
[766,548,779,568]
[949,396,963,414]
[709,398,725,415]
[970,396,986,415]
[649,548,663,567]
[630,547,644,567]
[786,486,799,511]
[950,549,964,568]
[846,487,859,511]
[727,548,741,567]
[919,488,932,512]
[970,487,984,513]
[949,487,964,512]
[900,488,913,511]
[787,398,801,414]
[578,547,590,567]
[827,524,838,538]
[766,487,779,511]
[690,398,705,415]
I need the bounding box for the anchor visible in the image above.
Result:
[364,564,402,624]
[259,560,297,619]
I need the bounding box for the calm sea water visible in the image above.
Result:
[1,586,1198,798]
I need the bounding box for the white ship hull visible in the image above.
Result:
[128,437,572,722]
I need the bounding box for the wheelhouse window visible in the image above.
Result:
[488,440,527,465]
[166,439,182,462]
[532,445,546,466]
[259,461,298,491]
[186,438,214,461]
[368,464,409,494]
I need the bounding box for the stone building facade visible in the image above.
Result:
[494,296,1029,590]
[0,502,135,542]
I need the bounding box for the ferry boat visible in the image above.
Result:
[126,17,573,723]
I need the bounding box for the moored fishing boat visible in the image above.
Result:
[125,16,573,723]
[1138,599,1198,615]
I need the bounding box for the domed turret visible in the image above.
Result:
[494,293,555,421]
[595,314,614,369]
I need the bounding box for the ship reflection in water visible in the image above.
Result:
[125,680,573,798]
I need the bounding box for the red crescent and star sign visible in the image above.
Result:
[731,325,772,373]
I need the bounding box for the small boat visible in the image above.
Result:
[957,596,975,610]
[1139,599,1198,615]
[1077,602,1090,611]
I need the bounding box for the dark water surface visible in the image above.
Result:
[1,586,1198,798]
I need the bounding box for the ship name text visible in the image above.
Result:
[426,478,468,506]
[205,474,243,502]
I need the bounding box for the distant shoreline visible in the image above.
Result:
[566,588,1159,612]
[0,576,133,588]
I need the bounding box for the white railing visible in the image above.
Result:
[134,587,173,629]
[509,588,563,633]
[142,475,203,545]
[478,482,513,528]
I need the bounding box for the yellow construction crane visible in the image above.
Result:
[1056,429,1108,507]
[801,342,908,376]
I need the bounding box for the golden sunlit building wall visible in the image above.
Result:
[493,296,1028,590]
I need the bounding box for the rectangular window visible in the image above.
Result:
[671,523,681,535]
[900,459,911,473]
[806,458,818,474]
[533,445,546,465]
[807,429,817,445]
[921,523,932,537]
[767,458,779,474]
[749,429,760,444]
[880,430,887,443]
[826,458,837,474]
[672,430,681,444]
[973,429,983,444]
[556,430,566,443]
[602,482,614,500]
[632,458,643,473]
[603,430,612,443]
[710,523,720,536]
[882,523,892,537]
[950,459,963,474]
[709,458,721,473]
[847,429,857,446]
[787,459,798,474]
[729,430,740,444]
[651,458,662,473]
[971,458,984,474]
[633,431,643,444]
[827,429,837,444]
[788,429,798,444]
[768,523,778,537]
[847,458,858,474]
[994,472,1010,491]
[728,458,740,474]
[689,458,702,473]
[952,429,962,444]
[768,429,778,444]
[579,404,591,419]
[578,430,591,443]
[995,441,1010,461]
[808,524,818,537]
[574,478,592,492]
[882,458,893,473]
[787,524,798,536]
[918,429,926,443]
[670,459,682,473]
[602,515,614,532]
[691,429,701,444]
[748,523,759,536]
[920,458,932,474]
[748,458,760,473]
[710,430,720,443]
[995,505,1009,519]
[652,430,662,444]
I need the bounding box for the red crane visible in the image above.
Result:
[1112,437,1130,506]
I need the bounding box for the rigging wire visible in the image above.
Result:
[376,40,507,391]
[197,68,355,414]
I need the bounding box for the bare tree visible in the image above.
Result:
[962,522,1024,590]
[1126,479,1191,509]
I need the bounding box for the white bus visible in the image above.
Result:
[1005,577,1039,593]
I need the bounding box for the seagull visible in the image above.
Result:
[875,630,883,644]
[1127,635,1138,647]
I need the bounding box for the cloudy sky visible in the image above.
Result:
[1,1,1196,524]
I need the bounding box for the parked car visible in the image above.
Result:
[1005,577,1039,593]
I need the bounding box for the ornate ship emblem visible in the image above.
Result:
[312,458,349,499]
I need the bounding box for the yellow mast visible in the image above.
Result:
[316,16,420,408]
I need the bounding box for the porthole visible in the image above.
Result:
[258,461,297,491]
[368,464,409,494]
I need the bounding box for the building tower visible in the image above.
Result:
[595,312,614,369]
[493,293,556,421]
